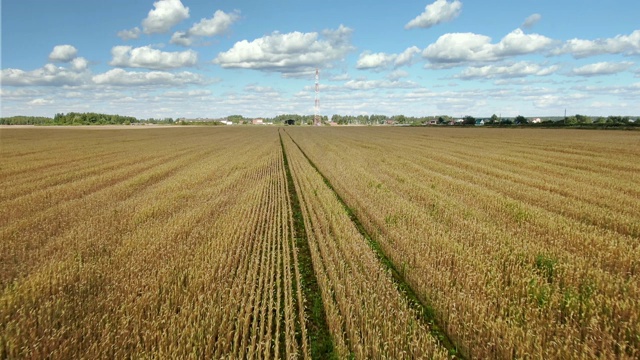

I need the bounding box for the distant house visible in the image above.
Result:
[385,119,397,125]
[475,119,485,126]
[428,120,438,125]
[531,118,542,124]
[252,118,264,125]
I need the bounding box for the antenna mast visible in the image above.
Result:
[314,68,320,126]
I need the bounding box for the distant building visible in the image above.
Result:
[475,119,485,126]
[531,118,542,124]
[252,118,264,125]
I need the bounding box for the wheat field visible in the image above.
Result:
[1,126,638,359]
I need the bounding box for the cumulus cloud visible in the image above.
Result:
[552,30,640,58]
[457,62,560,79]
[387,69,410,80]
[28,98,54,105]
[423,29,554,67]
[117,27,141,40]
[214,25,354,75]
[395,46,422,67]
[71,57,89,72]
[571,61,634,76]
[142,0,189,34]
[92,68,205,86]
[344,79,420,90]
[49,45,78,62]
[357,52,396,70]
[189,10,239,37]
[1,64,89,86]
[405,0,462,29]
[109,46,198,69]
[357,46,421,70]
[522,14,542,28]
[170,10,240,46]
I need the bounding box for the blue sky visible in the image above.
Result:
[2,0,639,119]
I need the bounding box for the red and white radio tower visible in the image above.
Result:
[314,68,320,126]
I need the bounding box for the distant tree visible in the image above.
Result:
[463,115,476,125]
[607,116,629,124]
[574,114,592,124]
[393,114,407,124]
[514,115,528,124]
[490,114,499,123]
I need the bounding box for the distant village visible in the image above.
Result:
[2,113,638,127]
[174,114,638,127]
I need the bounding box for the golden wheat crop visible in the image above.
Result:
[281,130,448,359]
[4,125,637,359]
[1,127,307,359]
[287,126,640,359]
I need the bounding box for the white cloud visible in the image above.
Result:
[423,29,554,67]
[170,10,240,46]
[356,52,396,70]
[142,0,189,34]
[344,79,420,90]
[189,10,239,37]
[214,25,354,75]
[571,61,634,76]
[244,85,279,94]
[522,14,542,28]
[48,45,78,62]
[71,57,89,71]
[357,46,421,70]
[91,68,205,86]
[117,27,141,40]
[395,46,421,67]
[552,30,640,58]
[109,46,198,69]
[457,62,560,79]
[28,98,53,105]
[1,64,88,86]
[387,70,410,80]
[170,31,193,46]
[405,0,462,29]
[162,89,212,98]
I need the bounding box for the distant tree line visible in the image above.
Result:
[1,112,637,128]
[51,112,139,125]
[0,116,52,125]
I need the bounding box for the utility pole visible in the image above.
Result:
[314,68,320,126]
